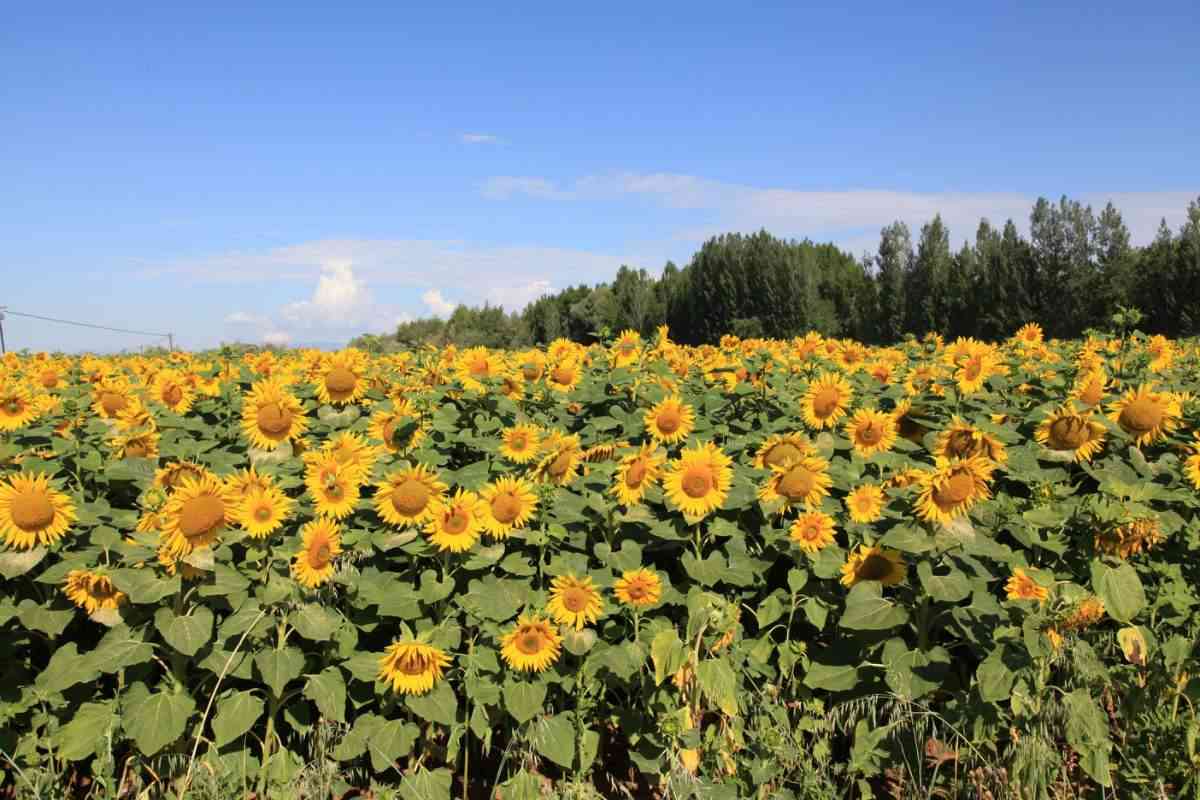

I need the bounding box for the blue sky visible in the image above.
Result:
[3,2,1197,352]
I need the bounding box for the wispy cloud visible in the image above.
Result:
[422,289,456,317]
[479,176,567,200]
[460,132,500,144]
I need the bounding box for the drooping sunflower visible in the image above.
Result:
[479,476,539,538]
[237,486,293,539]
[63,569,127,614]
[315,350,369,405]
[1034,405,1107,462]
[369,400,426,455]
[892,399,932,444]
[1107,383,1181,447]
[611,443,666,506]
[752,432,813,470]
[374,464,447,528]
[644,395,696,444]
[424,489,483,553]
[547,574,604,630]
[378,640,452,695]
[159,475,235,558]
[663,441,734,519]
[914,457,995,526]
[935,416,1008,465]
[0,473,76,550]
[839,545,907,587]
[111,429,160,460]
[789,511,836,553]
[845,483,886,524]
[844,408,898,459]
[0,382,40,431]
[153,460,211,492]
[533,433,583,486]
[758,454,832,511]
[613,568,662,607]
[1094,517,1164,559]
[1004,567,1048,603]
[291,518,342,588]
[499,423,542,464]
[500,614,563,672]
[241,379,308,450]
[802,372,853,430]
[304,456,362,519]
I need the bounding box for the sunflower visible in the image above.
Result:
[954,351,1001,395]
[0,382,40,431]
[613,568,662,607]
[892,399,932,444]
[663,442,734,519]
[63,569,127,614]
[369,400,426,455]
[611,443,666,506]
[159,475,235,557]
[1186,450,1200,491]
[752,432,813,470]
[845,484,886,524]
[315,350,368,405]
[305,456,362,519]
[914,457,995,526]
[378,640,452,695]
[758,454,832,511]
[374,464,447,527]
[241,380,308,450]
[845,408,898,459]
[424,489,483,552]
[934,416,1008,465]
[612,330,642,368]
[1062,597,1106,630]
[480,476,539,538]
[325,431,378,475]
[789,511,836,553]
[839,545,907,587]
[0,473,76,550]
[547,574,604,630]
[112,430,160,460]
[1107,383,1181,446]
[456,346,504,390]
[237,486,293,539]
[500,614,563,672]
[91,378,134,420]
[154,461,211,492]
[1034,405,1107,462]
[546,360,582,393]
[533,434,583,486]
[1004,568,1048,603]
[644,395,696,444]
[516,350,547,382]
[1094,517,1164,559]
[499,424,542,464]
[1013,322,1044,346]
[150,369,195,414]
[291,518,342,588]
[802,372,853,430]
[1071,369,1108,408]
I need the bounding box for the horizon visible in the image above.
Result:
[4,2,1198,353]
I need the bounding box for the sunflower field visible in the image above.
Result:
[2,325,1200,799]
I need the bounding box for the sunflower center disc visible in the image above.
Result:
[857,554,893,581]
[682,468,713,498]
[11,491,55,531]
[764,442,803,468]
[444,508,470,534]
[1119,398,1163,434]
[551,366,574,386]
[548,451,573,477]
[40,371,58,388]
[469,358,491,377]
[625,460,647,487]
[935,472,975,507]
[562,587,590,613]
[777,466,815,501]
[179,495,225,539]
[656,408,681,433]
[625,581,648,601]
[391,480,430,515]
[491,492,522,524]
[945,430,976,457]
[325,367,357,395]
[1049,417,1090,449]
[163,385,184,406]
[125,439,148,457]
[522,363,542,381]
[311,543,332,567]
[517,630,544,655]
[811,387,840,418]
[100,391,127,415]
[858,423,881,445]
[3,399,22,415]
[509,433,528,451]
[257,403,292,435]
[400,654,429,675]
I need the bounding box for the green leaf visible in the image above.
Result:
[696,658,738,715]
[289,604,339,641]
[88,627,155,674]
[124,689,196,755]
[154,606,214,656]
[211,690,264,748]
[503,680,546,724]
[17,599,73,637]
[840,583,909,630]
[0,546,46,579]
[109,568,180,604]
[363,718,420,773]
[976,649,1018,703]
[681,552,725,586]
[532,714,576,769]
[37,643,100,693]
[1064,688,1113,786]
[650,628,687,686]
[399,768,453,800]
[304,667,347,723]
[917,562,971,602]
[406,681,458,726]
[882,639,950,700]
[255,647,305,698]
[1091,561,1145,623]
[804,661,860,692]
[419,569,455,604]
[55,701,117,761]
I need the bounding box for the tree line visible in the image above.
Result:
[351,195,1200,352]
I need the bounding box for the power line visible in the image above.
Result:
[0,308,174,352]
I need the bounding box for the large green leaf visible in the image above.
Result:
[696,658,739,715]
[254,647,305,698]
[503,680,546,724]
[840,583,909,630]
[289,604,339,641]
[155,606,214,656]
[37,643,100,693]
[406,680,458,726]
[304,667,347,723]
[804,661,860,692]
[211,690,264,748]
[532,714,576,769]
[55,701,117,761]
[124,689,196,755]
[1091,560,1145,623]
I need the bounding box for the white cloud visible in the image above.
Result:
[422,289,456,318]
[224,311,264,324]
[281,261,370,325]
[487,280,553,311]
[262,330,291,346]
[461,133,499,144]
[479,176,566,200]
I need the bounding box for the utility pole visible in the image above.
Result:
[168,333,175,352]
[0,307,6,354]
